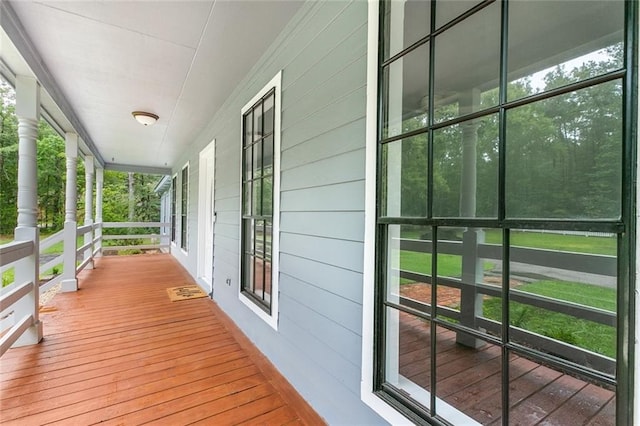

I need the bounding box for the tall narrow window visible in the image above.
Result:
[240,72,281,327]
[170,175,177,243]
[180,164,188,251]
[374,1,634,425]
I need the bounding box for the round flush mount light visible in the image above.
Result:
[132,111,159,126]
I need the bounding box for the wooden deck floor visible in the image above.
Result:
[1,254,325,425]
[399,312,616,425]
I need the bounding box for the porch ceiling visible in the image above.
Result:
[1,1,303,172]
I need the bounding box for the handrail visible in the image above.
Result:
[0,241,33,268]
[100,222,170,254]
[102,221,168,228]
[76,224,93,236]
[0,314,33,357]
[0,281,33,313]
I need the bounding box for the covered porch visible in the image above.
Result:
[1,254,324,425]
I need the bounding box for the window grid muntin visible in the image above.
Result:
[375,0,632,423]
[180,165,188,251]
[241,88,276,313]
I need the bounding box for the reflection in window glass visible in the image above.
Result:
[508,1,624,101]
[435,328,502,424]
[381,135,428,218]
[433,114,498,218]
[433,2,500,123]
[435,0,482,29]
[383,0,431,60]
[382,42,430,139]
[386,307,433,409]
[506,80,622,219]
[508,350,615,425]
[508,230,617,375]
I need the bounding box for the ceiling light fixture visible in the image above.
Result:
[132,111,159,126]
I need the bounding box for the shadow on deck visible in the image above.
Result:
[1,254,325,425]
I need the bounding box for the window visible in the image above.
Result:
[180,164,189,251]
[171,175,177,243]
[373,1,634,425]
[240,72,281,328]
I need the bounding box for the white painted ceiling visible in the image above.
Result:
[2,0,303,172]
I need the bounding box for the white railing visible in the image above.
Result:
[38,229,64,293]
[0,239,36,357]
[76,223,95,273]
[395,236,617,374]
[101,222,170,252]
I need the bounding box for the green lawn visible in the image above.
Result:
[397,228,617,357]
[483,280,616,358]
[401,228,615,255]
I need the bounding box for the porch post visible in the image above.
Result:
[83,156,94,269]
[94,167,103,257]
[13,75,43,346]
[61,132,78,292]
[457,88,485,348]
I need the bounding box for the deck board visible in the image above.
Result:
[0,254,325,425]
[397,311,616,425]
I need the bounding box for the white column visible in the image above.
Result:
[61,132,78,292]
[94,167,103,257]
[83,156,94,269]
[13,75,43,346]
[457,88,485,348]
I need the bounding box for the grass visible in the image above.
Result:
[400,228,615,256]
[482,280,616,358]
[398,228,617,358]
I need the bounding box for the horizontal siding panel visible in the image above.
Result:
[281,118,365,170]
[279,274,362,337]
[282,1,367,90]
[279,253,363,304]
[281,86,366,150]
[213,222,238,240]
[283,23,367,109]
[279,211,363,242]
[280,180,365,212]
[280,233,363,273]
[280,149,365,191]
[278,295,361,385]
[282,55,366,127]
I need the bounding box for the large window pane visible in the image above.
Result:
[382,0,431,60]
[508,1,624,101]
[508,230,616,375]
[381,42,430,139]
[505,80,622,219]
[433,2,500,123]
[381,135,428,218]
[433,114,498,218]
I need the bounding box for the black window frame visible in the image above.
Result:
[241,88,277,314]
[170,175,177,243]
[374,1,638,424]
[180,164,188,251]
